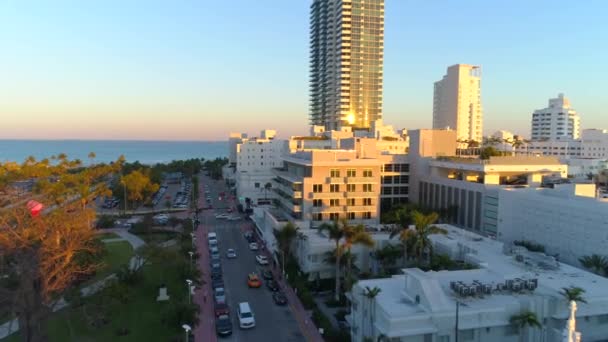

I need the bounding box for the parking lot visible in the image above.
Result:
[200,175,305,341]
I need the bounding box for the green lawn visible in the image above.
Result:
[95,232,119,240]
[135,232,179,245]
[2,247,189,342]
[87,241,134,284]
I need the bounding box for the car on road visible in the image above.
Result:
[214,213,229,219]
[210,261,221,270]
[247,273,262,288]
[211,266,222,278]
[227,215,241,221]
[266,279,279,292]
[248,242,259,251]
[237,302,256,329]
[214,302,230,317]
[272,292,288,306]
[214,287,226,303]
[215,313,233,336]
[244,232,255,243]
[255,255,269,265]
[226,248,237,259]
[211,277,224,289]
[209,246,219,255]
[261,269,274,280]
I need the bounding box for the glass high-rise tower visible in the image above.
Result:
[310,0,384,130]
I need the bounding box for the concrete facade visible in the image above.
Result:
[433,64,483,143]
[530,93,581,141]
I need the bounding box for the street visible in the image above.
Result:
[197,174,306,342]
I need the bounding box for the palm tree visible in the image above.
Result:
[319,220,346,301]
[579,254,608,276]
[560,286,587,304]
[409,211,446,266]
[509,310,541,342]
[342,223,374,291]
[263,182,272,200]
[511,139,524,155]
[373,244,401,275]
[87,152,96,166]
[363,286,382,339]
[273,222,302,261]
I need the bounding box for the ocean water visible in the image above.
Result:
[0,140,228,164]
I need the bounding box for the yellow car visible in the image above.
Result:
[247,273,262,288]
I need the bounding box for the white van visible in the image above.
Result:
[237,302,255,329]
[207,232,217,240]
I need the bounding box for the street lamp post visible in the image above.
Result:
[181,324,191,342]
[186,279,193,304]
[188,251,194,272]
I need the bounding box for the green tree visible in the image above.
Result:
[87,152,96,166]
[319,220,346,301]
[560,286,587,304]
[480,146,502,160]
[120,169,160,207]
[273,222,304,262]
[0,156,119,342]
[579,254,608,276]
[363,286,381,339]
[373,244,401,275]
[509,310,541,342]
[263,182,272,200]
[342,223,374,291]
[403,211,447,266]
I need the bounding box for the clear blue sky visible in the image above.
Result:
[1,0,606,140]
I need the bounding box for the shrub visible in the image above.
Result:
[96,215,116,229]
[514,240,546,253]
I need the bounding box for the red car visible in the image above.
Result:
[215,302,229,317]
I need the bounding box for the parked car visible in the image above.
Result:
[214,287,226,303]
[215,313,233,336]
[255,255,269,265]
[247,273,262,288]
[237,302,255,329]
[226,248,237,259]
[211,277,224,289]
[248,242,259,251]
[227,215,241,221]
[214,302,230,317]
[266,279,279,292]
[272,292,288,306]
[261,269,274,280]
[215,213,229,219]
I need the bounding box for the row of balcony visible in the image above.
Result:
[309,191,374,199]
[326,176,377,184]
[310,205,376,213]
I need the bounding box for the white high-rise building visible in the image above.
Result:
[530,93,581,141]
[433,64,483,143]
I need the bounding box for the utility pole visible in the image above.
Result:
[455,301,460,342]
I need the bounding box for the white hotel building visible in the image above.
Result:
[348,225,608,342]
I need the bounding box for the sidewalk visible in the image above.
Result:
[193,194,216,342]
[249,224,324,342]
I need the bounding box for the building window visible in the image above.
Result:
[313,199,323,207]
[363,212,371,219]
[459,329,474,341]
[347,212,355,220]
[363,198,372,206]
[330,169,341,178]
[330,199,340,207]
[329,213,340,220]
[347,198,355,206]
[312,213,323,221]
[504,325,519,336]
[347,184,356,192]
[363,169,373,177]
[255,182,260,188]
[382,187,392,195]
[383,164,393,172]
[347,169,356,177]
[330,184,340,193]
[313,184,323,193]
[363,184,373,192]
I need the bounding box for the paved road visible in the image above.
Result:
[199,175,306,342]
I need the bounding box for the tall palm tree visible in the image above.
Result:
[87,152,96,166]
[319,220,346,301]
[409,211,446,266]
[363,286,382,339]
[373,244,401,275]
[560,286,587,304]
[273,222,303,261]
[509,310,541,342]
[342,223,374,291]
[263,182,272,200]
[579,254,608,276]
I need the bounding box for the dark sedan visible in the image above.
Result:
[266,279,279,292]
[272,292,288,306]
[261,269,274,280]
[215,313,233,336]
